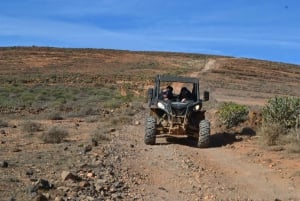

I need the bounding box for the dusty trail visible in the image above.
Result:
[115,112,300,201]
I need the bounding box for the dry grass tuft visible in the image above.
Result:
[92,124,112,143]
[48,112,64,120]
[42,126,69,143]
[286,129,300,153]
[259,123,300,153]
[258,123,287,146]
[22,121,43,133]
[0,119,8,128]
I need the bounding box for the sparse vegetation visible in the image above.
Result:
[287,136,300,153]
[92,124,112,142]
[259,123,287,146]
[110,116,132,126]
[47,112,64,120]
[218,102,249,129]
[262,96,300,129]
[42,126,69,143]
[0,119,8,128]
[0,84,135,114]
[22,121,43,133]
[85,115,99,123]
[259,96,300,149]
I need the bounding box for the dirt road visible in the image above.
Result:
[115,111,300,201]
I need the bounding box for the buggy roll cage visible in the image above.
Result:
[154,75,200,101]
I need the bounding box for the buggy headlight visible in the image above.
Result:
[157,102,166,110]
[194,104,200,111]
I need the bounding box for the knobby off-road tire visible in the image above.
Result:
[144,116,156,145]
[197,120,210,148]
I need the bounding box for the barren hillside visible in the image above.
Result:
[1,47,299,104]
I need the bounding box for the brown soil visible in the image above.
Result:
[0,47,300,201]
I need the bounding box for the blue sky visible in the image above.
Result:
[1,0,300,65]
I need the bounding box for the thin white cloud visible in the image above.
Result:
[0,15,117,38]
[0,15,154,49]
[161,35,300,49]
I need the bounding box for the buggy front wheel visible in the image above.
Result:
[144,116,156,145]
[197,120,210,148]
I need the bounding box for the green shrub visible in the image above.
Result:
[262,96,300,129]
[218,102,249,129]
[260,96,300,147]
[42,126,69,143]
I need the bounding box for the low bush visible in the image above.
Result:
[218,102,249,129]
[288,140,300,153]
[92,124,111,143]
[259,123,287,146]
[262,96,300,129]
[0,119,8,128]
[42,126,68,143]
[260,96,300,147]
[22,121,43,133]
[48,112,64,120]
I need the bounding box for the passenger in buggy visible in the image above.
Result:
[179,87,193,102]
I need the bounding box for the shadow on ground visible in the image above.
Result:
[209,132,241,147]
[210,127,256,147]
[165,136,198,147]
[155,127,256,148]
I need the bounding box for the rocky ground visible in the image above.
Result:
[1,106,300,201]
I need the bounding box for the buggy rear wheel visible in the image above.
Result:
[197,120,210,148]
[144,116,156,145]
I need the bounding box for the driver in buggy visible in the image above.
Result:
[160,85,173,101]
